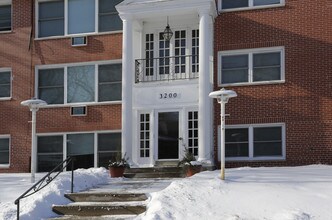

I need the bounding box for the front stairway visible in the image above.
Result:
[50,168,179,219]
[52,192,147,219]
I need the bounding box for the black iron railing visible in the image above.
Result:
[135,55,199,83]
[14,157,75,220]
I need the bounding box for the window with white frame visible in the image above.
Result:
[220,0,284,11]
[37,131,121,172]
[0,136,10,166]
[37,0,123,38]
[188,111,198,156]
[37,62,122,105]
[219,47,284,86]
[0,69,11,98]
[0,1,11,32]
[141,28,199,81]
[139,113,150,158]
[219,124,285,161]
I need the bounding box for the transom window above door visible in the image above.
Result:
[135,29,199,83]
[37,0,123,38]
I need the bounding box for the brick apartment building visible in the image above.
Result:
[0,0,331,173]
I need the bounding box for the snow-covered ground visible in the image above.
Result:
[0,168,109,220]
[138,165,332,220]
[0,165,331,220]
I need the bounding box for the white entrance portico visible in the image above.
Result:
[117,0,216,167]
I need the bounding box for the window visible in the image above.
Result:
[138,28,199,82]
[220,0,284,11]
[0,69,11,98]
[219,47,284,86]
[139,113,150,158]
[188,111,198,156]
[37,0,123,38]
[0,136,10,166]
[37,131,121,171]
[98,133,121,168]
[98,64,122,102]
[37,135,63,172]
[219,124,285,161]
[37,62,122,105]
[0,2,11,32]
[99,0,123,32]
[38,0,64,37]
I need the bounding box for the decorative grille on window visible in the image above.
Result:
[145,34,154,76]
[140,114,150,158]
[192,30,199,73]
[188,111,198,156]
[159,32,170,75]
[175,30,186,74]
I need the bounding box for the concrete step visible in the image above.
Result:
[124,167,184,178]
[65,193,147,202]
[49,215,136,220]
[52,201,146,216]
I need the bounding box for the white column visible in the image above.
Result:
[198,9,213,162]
[121,15,133,161]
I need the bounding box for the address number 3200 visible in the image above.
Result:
[159,93,178,99]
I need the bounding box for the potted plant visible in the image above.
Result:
[178,148,202,177]
[108,153,130,177]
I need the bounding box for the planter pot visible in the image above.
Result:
[186,165,202,177]
[109,167,126,177]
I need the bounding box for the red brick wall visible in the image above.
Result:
[213,0,332,167]
[0,0,122,172]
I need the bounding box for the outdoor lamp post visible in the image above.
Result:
[209,88,237,180]
[21,98,47,183]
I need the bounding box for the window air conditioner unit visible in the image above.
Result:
[70,106,87,116]
[71,36,87,47]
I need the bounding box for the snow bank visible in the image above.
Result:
[0,167,109,220]
[137,165,332,220]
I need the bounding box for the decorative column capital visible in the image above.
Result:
[119,13,134,22]
[198,7,212,17]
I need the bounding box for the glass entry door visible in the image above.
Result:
[158,112,179,159]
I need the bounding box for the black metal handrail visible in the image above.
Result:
[135,54,199,83]
[14,156,75,220]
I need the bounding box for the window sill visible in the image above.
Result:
[40,101,122,109]
[0,164,10,169]
[226,157,286,162]
[0,97,11,101]
[220,80,285,88]
[219,3,285,13]
[34,30,123,41]
[0,30,12,35]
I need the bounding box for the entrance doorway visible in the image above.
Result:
[158,112,179,159]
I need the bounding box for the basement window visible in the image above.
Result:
[0,136,10,167]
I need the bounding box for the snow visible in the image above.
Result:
[137,165,332,220]
[1,165,332,220]
[0,168,109,220]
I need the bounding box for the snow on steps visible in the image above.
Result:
[51,193,147,218]
[124,167,184,178]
